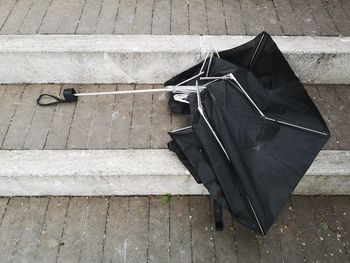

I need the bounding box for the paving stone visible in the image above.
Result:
[80,197,109,263]
[188,0,208,35]
[0,0,348,36]
[340,0,350,19]
[171,0,189,34]
[66,85,97,149]
[318,85,350,150]
[23,85,61,150]
[95,0,120,34]
[323,0,350,36]
[45,85,77,150]
[148,196,170,263]
[12,197,49,262]
[305,0,338,36]
[56,0,85,34]
[257,216,284,263]
[0,196,348,262]
[239,0,265,35]
[102,197,128,262]
[309,196,348,262]
[169,196,192,263]
[38,0,69,33]
[213,208,238,263]
[150,85,172,148]
[87,85,115,149]
[0,0,34,34]
[0,197,29,262]
[275,199,305,263]
[76,0,103,34]
[0,85,24,148]
[56,197,88,263]
[329,196,350,256]
[2,84,42,150]
[129,85,153,149]
[125,197,149,263]
[114,0,137,34]
[206,0,227,35]
[190,196,215,263]
[133,0,153,34]
[234,217,260,263]
[35,197,69,263]
[258,0,284,35]
[109,84,134,149]
[222,0,246,35]
[18,0,51,34]
[0,0,18,30]
[152,0,171,35]
[291,196,329,262]
[272,0,301,35]
[289,0,320,35]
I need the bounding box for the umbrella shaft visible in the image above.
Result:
[74,88,172,97]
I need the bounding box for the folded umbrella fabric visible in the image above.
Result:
[167,32,329,234]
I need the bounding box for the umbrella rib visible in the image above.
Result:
[206,51,214,78]
[246,194,265,235]
[211,45,221,58]
[198,105,265,235]
[227,76,265,118]
[170,125,192,133]
[249,34,265,67]
[227,75,328,137]
[200,51,211,74]
[176,71,205,87]
[264,117,329,136]
[195,82,265,235]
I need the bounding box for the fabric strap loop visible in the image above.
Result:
[37,94,68,106]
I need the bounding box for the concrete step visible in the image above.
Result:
[0,84,349,196]
[0,149,349,196]
[0,35,349,84]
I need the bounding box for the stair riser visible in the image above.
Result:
[0,150,349,196]
[0,35,349,84]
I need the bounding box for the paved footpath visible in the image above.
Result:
[0,195,348,263]
[0,84,349,151]
[0,0,349,36]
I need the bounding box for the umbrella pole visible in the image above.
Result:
[37,85,206,106]
[74,88,172,97]
[74,88,173,97]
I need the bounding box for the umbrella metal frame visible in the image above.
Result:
[194,81,266,235]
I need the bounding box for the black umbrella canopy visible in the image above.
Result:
[167,32,329,234]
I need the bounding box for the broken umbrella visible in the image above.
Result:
[167,32,329,234]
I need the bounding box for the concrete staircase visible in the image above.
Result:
[0,34,349,196]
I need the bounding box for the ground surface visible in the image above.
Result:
[0,84,348,150]
[0,195,348,263]
[0,0,349,36]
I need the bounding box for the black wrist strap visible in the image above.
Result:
[37,94,68,106]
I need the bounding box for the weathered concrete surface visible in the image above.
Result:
[0,35,349,84]
[0,149,349,196]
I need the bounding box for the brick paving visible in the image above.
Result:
[0,84,348,150]
[0,195,348,263]
[0,0,349,36]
